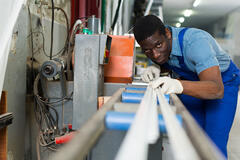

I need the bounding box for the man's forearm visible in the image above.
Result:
[179,80,224,99]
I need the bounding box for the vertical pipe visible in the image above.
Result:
[86,0,100,18]
[70,0,76,28]
[144,0,154,16]
[75,0,79,20]
[158,6,164,22]
[88,15,100,34]
[79,0,86,19]
[117,0,123,35]
[98,0,102,20]
[86,0,91,17]
[101,0,106,32]
[112,0,118,35]
[105,0,112,33]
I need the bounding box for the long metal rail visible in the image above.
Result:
[170,94,225,160]
[157,89,200,160]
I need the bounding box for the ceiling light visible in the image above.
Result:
[184,9,193,17]
[176,23,181,28]
[193,0,201,7]
[179,17,185,23]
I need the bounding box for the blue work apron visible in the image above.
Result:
[163,28,240,158]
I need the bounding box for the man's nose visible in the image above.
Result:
[152,48,159,58]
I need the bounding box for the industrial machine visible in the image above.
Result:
[31,31,225,160]
[34,20,224,159]
[34,31,141,159]
[73,34,112,129]
[32,28,227,159]
[49,88,225,160]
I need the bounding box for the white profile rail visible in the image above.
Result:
[115,86,159,160]
[156,88,200,160]
[116,85,200,160]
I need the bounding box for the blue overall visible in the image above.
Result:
[164,28,240,158]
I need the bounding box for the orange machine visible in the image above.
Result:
[104,35,135,83]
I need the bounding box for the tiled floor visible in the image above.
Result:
[228,91,240,160]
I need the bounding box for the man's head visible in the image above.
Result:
[133,15,172,65]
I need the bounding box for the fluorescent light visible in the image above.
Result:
[184,9,193,17]
[179,17,185,23]
[176,23,181,28]
[193,0,201,7]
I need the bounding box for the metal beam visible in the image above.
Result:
[170,94,225,160]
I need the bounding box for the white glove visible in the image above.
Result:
[141,66,161,82]
[151,76,183,94]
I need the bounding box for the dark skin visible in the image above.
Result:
[139,28,224,99]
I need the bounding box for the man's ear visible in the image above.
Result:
[165,28,172,40]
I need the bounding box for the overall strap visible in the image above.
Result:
[178,28,189,53]
[177,28,189,71]
[163,27,199,81]
[163,28,189,70]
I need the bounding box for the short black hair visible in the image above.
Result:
[133,15,166,43]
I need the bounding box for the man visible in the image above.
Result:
[133,15,240,158]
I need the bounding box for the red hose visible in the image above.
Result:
[55,132,75,144]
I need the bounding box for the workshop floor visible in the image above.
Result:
[228,91,240,160]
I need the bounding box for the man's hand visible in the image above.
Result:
[151,76,183,94]
[141,66,161,82]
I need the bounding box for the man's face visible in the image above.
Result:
[139,29,172,65]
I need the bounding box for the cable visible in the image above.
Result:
[33,74,58,148]
[28,31,47,56]
[34,6,70,58]
[28,31,66,58]
[27,6,69,58]
[30,5,74,151]
[52,7,69,55]
[66,19,82,80]
[37,92,73,105]
[47,104,59,128]
[111,0,122,31]
[50,0,54,60]
[33,73,73,154]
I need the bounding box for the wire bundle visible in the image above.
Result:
[33,73,73,153]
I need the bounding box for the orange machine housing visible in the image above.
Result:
[104,35,135,83]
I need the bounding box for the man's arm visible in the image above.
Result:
[180,66,224,99]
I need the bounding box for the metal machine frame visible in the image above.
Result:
[73,34,111,129]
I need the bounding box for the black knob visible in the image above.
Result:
[44,65,54,75]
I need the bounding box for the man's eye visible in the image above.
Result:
[156,43,162,48]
